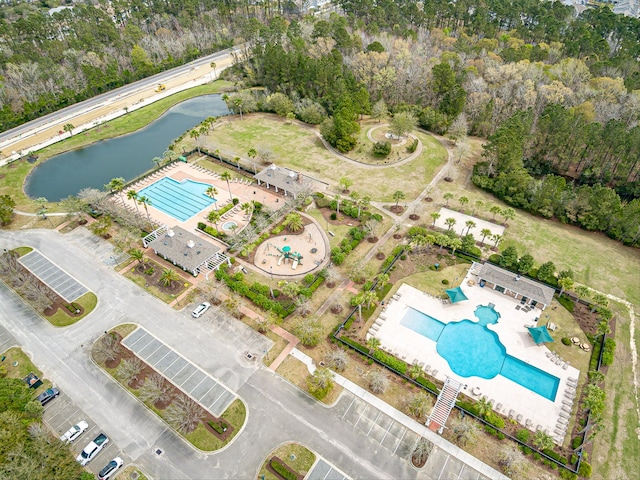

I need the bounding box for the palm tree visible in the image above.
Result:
[465,220,476,235]
[473,200,483,215]
[205,186,218,200]
[436,233,450,254]
[129,248,145,267]
[444,217,456,231]
[449,238,463,255]
[138,195,152,220]
[208,210,221,232]
[233,97,244,120]
[591,293,609,313]
[430,212,441,226]
[490,205,502,220]
[283,212,304,232]
[501,207,516,225]
[240,202,253,219]
[152,156,162,168]
[558,276,574,296]
[63,123,75,136]
[189,129,201,154]
[127,190,140,214]
[476,396,492,418]
[393,190,406,207]
[575,285,591,303]
[162,149,175,164]
[366,336,381,353]
[480,228,491,245]
[220,171,233,201]
[105,177,125,202]
[443,192,454,206]
[160,268,180,288]
[247,148,257,173]
[533,431,555,451]
[458,196,469,210]
[491,233,503,248]
[210,61,216,80]
[596,320,611,338]
[376,273,389,290]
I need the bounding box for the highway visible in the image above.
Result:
[0,45,246,162]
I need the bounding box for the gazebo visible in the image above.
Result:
[445,286,468,303]
[527,325,554,344]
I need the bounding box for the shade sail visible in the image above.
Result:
[445,286,468,303]
[528,325,554,344]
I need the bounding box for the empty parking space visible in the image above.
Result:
[42,390,123,476]
[122,327,237,416]
[0,323,17,354]
[307,458,350,480]
[19,250,88,302]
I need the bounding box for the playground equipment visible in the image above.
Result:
[275,245,303,270]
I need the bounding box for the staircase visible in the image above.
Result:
[426,377,463,434]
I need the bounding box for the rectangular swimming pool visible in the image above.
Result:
[501,356,559,401]
[400,307,445,341]
[139,177,216,221]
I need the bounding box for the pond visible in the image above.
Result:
[24,95,229,201]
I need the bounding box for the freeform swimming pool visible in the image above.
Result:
[138,177,216,221]
[400,305,559,401]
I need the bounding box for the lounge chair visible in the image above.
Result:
[557,417,568,425]
[516,414,523,423]
[555,428,566,436]
[569,377,578,383]
[525,419,533,427]
[562,400,573,407]
[559,412,570,419]
[562,363,569,370]
[496,403,503,411]
[536,425,543,432]
[431,369,438,377]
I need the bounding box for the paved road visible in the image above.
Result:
[0,228,427,480]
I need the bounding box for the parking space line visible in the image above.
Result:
[340,396,356,420]
[379,416,394,444]
[392,428,407,454]
[178,369,198,387]
[365,411,381,436]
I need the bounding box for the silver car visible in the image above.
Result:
[191,302,211,318]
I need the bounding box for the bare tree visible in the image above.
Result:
[412,438,434,466]
[325,349,349,372]
[450,417,479,447]
[368,369,389,394]
[139,373,172,405]
[116,357,145,384]
[22,279,56,311]
[497,444,527,477]
[92,333,121,365]
[165,394,204,434]
[294,317,323,347]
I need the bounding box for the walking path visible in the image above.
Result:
[290,348,508,480]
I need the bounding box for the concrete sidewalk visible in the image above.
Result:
[290,348,509,480]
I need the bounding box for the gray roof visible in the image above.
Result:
[478,263,555,306]
[148,226,219,273]
[254,164,310,194]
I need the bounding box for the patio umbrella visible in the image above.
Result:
[445,286,468,303]
[527,325,554,344]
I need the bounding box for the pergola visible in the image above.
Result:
[254,164,310,198]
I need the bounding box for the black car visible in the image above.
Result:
[36,387,60,406]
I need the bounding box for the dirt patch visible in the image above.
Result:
[376,252,386,259]
[387,205,405,215]
[409,214,420,220]
[367,236,378,243]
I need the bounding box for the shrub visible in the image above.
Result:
[208,420,228,434]
[484,425,505,439]
[602,338,616,366]
[578,461,592,478]
[488,254,501,264]
[561,337,572,346]
[572,436,582,449]
[372,141,392,157]
[270,459,297,480]
[232,198,239,205]
[560,470,578,480]
[485,411,505,429]
[416,376,438,394]
[557,294,575,313]
[441,279,449,285]
[330,212,337,220]
[542,448,567,465]
[339,336,369,354]
[515,429,530,443]
[372,349,408,374]
[406,138,419,153]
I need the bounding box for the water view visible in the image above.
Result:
[24,95,229,201]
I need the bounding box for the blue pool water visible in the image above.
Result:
[400,305,559,401]
[138,177,216,221]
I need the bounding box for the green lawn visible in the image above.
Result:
[186,115,447,202]
[45,291,98,327]
[0,347,52,395]
[0,80,232,211]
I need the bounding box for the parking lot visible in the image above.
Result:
[43,392,125,477]
[0,322,16,354]
[123,327,237,417]
[307,457,351,480]
[19,250,89,302]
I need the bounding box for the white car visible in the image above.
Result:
[191,302,211,318]
[98,457,124,480]
[60,420,89,443]
[76,433,109,466]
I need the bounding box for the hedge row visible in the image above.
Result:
[557,294,575,313]
[339,336,369,354]
[372,349,407,375]
[602,338,616,366]
[208,420,227,434]
[270,459,297,480]
[197,222,227,239]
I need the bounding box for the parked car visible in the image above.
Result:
[76,433,109,466]
[97,457,123,480]
[191,302,211,318]
[36,387,59,406]
[60,421,89,443]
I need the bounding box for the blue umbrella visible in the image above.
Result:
[527,325,554,344]
[445,286,468,303]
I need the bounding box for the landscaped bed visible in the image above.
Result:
[92,329,245,452]
[257,443,316,480]
[124,258,192,304]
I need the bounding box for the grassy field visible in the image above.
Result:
[258,442,317,480]
[0,80,232,211]
[187,115,447,202]
[0,347,52,395]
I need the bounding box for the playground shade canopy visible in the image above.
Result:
[527,325,554,344]
[445,286,468,303]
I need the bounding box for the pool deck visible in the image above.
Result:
[370,275,580,444]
